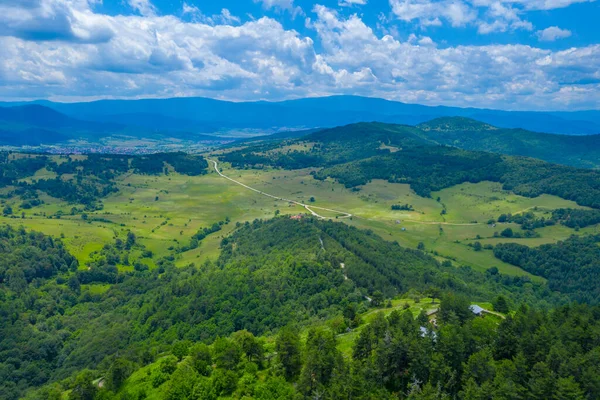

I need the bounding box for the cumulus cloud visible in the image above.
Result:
[0,0,114,43]
[0,1,598,110]
[389,0,592,33]
[537,26,572,41]
[389,0,477,27]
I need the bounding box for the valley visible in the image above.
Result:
[2,122,600,399]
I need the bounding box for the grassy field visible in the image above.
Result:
[0,158,594,282]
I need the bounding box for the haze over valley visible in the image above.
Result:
[1,0,600,399]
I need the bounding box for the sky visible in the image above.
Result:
[0,0,599,110]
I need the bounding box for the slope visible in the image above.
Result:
[0,217,550,399]
[418,117,600,168]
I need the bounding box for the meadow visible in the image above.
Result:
[0,156,593,285]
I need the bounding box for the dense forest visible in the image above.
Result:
[494,235,600,304]
[25,297,600,399]
[0,217,577,399]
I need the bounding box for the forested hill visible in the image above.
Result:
[220,123,600,209]
[225,119,600,169]
[494,235,600,304]
[417,117,600,168]
[17,218,600,399]
[1,217,561,399]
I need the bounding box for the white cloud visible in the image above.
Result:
[182,5,240,25]
[254,0,304,17]
[339,0,368,6]
[389,0,592,33]
[128,0,156,17]
[389,0,477,27]
[537,26,572,41]
[0,1,597,110]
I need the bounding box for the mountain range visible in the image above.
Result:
[2,95,600,135]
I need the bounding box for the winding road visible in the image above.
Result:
[209,159,353,220]
[209,159,490,226]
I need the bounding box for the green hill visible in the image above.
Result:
[221,122,600,208]
[417,117,600,168]
[1,217,559,399]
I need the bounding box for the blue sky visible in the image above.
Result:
[0,0,598,110]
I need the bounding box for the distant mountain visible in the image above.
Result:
[0,104,121,132]
[0,105,224,145]
[0,128,70,146]
[3,95,599,135]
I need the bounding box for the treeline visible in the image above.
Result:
[31,299,600,400]
[315,148,600,209]
[494,234,600,304]
[391,204,414,211]
[496,208,600,231]
[552,208,600,228]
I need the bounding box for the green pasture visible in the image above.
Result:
[2,160,596,282]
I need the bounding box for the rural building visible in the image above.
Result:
[469,305,485,316]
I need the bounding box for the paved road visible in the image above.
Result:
[209,159,352,219]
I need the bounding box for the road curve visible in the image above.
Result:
[208,159,352,220]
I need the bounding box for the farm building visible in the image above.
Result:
[470,305,485,316]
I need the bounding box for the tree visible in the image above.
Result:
[343,303,357,322]
[254,376,297,400]
[371,290,384,307]
[232,330,264,363]
[352,324,373,360]
[125,231,136,250]
[528,362,554,399]
[160,356,178,375]
[299,328,341,396]
[473,242,482,252]
[417,242,425,250]
[68,275,81,294]
[190,343,213,376]
[172,340,190,361]
[501,228,514,238]
[493,296,510,314]
[3,205,12,216]
[439,293,473,324]
[554,377,585,400]
[69,370,97,400]
[276,326,302,380]
[464,350,495,386]
[213,337,241,370]
[106,358,131,391]
[309,197,315,203]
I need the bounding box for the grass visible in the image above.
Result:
[3,159,595,283]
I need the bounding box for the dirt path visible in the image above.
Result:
[211,160,489,226]
[401,219,480,226]
[209,160,352,220]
